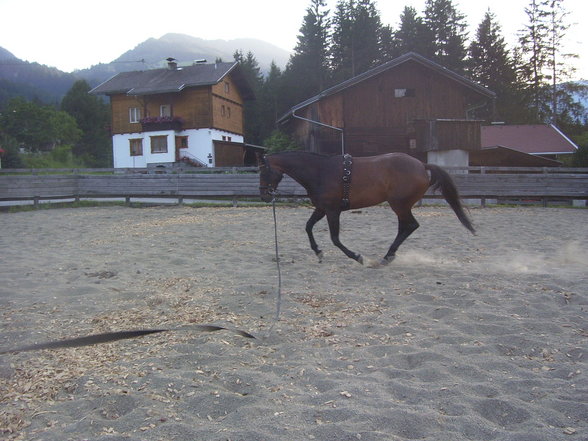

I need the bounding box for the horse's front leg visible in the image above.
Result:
[306,209,326,262]
[326,210,363,264]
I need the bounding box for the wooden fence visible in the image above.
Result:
[1,167,587,207]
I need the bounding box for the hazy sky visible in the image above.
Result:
[1,0,586,79]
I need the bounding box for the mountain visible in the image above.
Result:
[75,33,291,85]
[0,48,77,106]
[0,34,291,107]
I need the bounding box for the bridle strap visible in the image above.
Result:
[259,155,278,198]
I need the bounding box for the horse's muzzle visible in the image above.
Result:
[260,192,274,203]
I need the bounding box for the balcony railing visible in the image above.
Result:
[140,116,183,132]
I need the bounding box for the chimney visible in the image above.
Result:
[166,57,178,70]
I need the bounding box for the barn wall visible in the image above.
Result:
[286,59,489,157]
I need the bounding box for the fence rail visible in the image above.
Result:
[1,167,587,207]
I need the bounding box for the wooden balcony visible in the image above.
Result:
[140,117,183,132]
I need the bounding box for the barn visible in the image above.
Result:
[278,52,496,168]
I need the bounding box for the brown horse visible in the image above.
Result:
[258,151,475,265]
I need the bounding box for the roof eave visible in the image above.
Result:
[278,52,496,123]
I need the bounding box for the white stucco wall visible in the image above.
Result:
[427,149,469,172]
[112,129,244,168]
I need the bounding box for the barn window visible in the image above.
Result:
[150,135,168,153]
[129,138,143,156]
[394,88,416,98]
[129,107,141,123]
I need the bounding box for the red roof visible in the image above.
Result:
[481,124,578,155]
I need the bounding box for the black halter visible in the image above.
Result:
[259,156,277,196]
[341,153,353,210]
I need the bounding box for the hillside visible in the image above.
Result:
[0,34,290,107]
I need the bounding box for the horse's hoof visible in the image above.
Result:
[316,251,324,263]
[380,255,395,266]
[356,254,364,265]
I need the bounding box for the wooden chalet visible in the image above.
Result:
[278,52,496,167]
[90,59,256,168]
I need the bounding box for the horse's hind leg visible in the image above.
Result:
[326,211,363,264]
[306,209,326,262]
[382,208,419,265]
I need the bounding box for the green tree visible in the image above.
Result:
[423,0,469,73]
[518,0,551,120]
[0,97,81,151]
[545,0,577,123]
[393,6,435,58]
[0,134,24,168]
[259,62,286,140]
[263,130,301,153]
[329,0,384,82]
[468,10,525,122]
[61,80,111,167]
[284,0,331,105]
[234,50,264,144]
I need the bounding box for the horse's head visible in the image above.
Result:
[257,154,283,202]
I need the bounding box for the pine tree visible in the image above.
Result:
[329,0,383,82]
[518,0,551,120]
[233,50,264,144]
[468,10,523,122]
[545,0,578,124]
[259,62,285,141]
[423,0,468,73]
[518,0,582,124]
[394,6,435,58]
[284,0,331,106]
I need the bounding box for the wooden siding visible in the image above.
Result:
[414,120,481,152]
[211,95,244,134]
[211,74,245,135]
[214,141,245,167]
[287,59,491,157]
[111,95,144,134]
[109,72,245,136]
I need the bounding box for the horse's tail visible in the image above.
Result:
[425,164,475,234]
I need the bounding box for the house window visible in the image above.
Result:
[177,136,188,149]
[222,135,232,142]
[150,135,168,153]
[221,105,226,117]
[394,88,416,98]
[130,138,143,156]
[160,104,172,117]
[227,106,231,118]
[129,107,141,123]
[224,81,230,94]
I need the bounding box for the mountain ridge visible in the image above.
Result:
[0,34,290,106]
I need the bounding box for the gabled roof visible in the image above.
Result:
[481,124,578,155]
[471,146,562,167]
[90,61,255,100]
[279,52,495,122]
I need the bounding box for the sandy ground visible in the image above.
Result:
[0,204,586,441]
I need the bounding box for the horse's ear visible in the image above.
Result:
[255,152,265,168]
